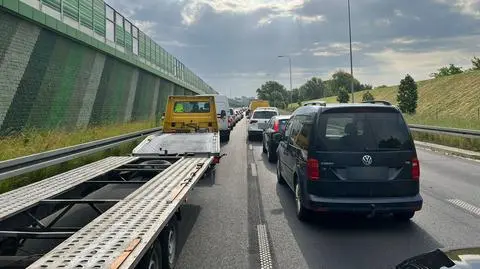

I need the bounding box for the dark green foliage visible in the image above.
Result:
[362,91,374,102]
[430,64,463,78]
[337,88,350,103]
[472,56,480,70]
[397,74,418,114]
[256,81,288,108]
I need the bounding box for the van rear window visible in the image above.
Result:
[253,111,278,119]
[316,111,413,151]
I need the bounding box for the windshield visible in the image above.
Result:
[252,111,278,119]
[173,101,210,113]
[278,119,289,130]
[316,111,413,151]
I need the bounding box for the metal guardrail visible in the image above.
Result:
[409,124,480,139]
[0,127,161,181]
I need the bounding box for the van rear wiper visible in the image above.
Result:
[364,147,401,152]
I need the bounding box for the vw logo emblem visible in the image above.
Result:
[362,155,373,166]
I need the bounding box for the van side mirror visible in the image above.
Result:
[221,110,227,118]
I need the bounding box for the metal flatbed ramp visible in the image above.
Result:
[0,156,137,221]
[132,132,220,156]
[28,156,213,269]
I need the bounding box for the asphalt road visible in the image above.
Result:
[176,119,480,269]
[19,118,480,268]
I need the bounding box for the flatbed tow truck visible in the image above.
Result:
[0,95,222,269]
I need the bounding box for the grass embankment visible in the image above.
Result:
[0,120,157,193]
[0,120,156,161]
[288,70,480,151]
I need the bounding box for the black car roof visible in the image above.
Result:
[296,103,400,115]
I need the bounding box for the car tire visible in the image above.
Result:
[137,240,163,269]
[276,159,286,185]
[262,139,267,153]
[160,218,178,269]
[225,132,230,142]
[267,144,277,163]
[393,211,415,221]
[248,133,252,141]
[294,179,311,222]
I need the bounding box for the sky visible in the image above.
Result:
[107,0,480,97]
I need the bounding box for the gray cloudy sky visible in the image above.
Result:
[107,0,480,97]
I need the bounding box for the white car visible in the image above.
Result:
[248,107,279,141]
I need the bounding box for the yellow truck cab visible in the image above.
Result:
[247,99,270,119]
[163,95,219,133]
[133,95,222,163]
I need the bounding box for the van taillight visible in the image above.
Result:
[273,121,279,132]
[411,157,420,180]
[307,158,320,180]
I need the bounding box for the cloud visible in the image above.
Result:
[294,14,326,24]
[309,42,367,57]
[374,18,392,27]
[394,9,403,17]
[391,37,419,44]
[435,0,480,19]
[364,48,473,83]
[180,0,306,25]
[130,19,158,37]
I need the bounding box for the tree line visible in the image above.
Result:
[256,70,373,109]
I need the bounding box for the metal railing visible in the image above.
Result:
[0,127,161,181]
[409,124,480,139]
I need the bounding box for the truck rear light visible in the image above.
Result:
[250,120,258,124]
[273,120,279,132]
[411,157,420,180]
[307,158,320,180]
[213,156,220,164]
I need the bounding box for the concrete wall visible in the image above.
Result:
[0,9,192,135]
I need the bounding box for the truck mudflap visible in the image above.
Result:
[132,132,221,157]
[27,156,213,269]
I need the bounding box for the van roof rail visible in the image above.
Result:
[361,100,391,106]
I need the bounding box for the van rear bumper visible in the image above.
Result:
[306,194,423,213]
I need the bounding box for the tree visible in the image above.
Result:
[397,74,418,114]
[362,91,374,102]
[337,88,350,103]
[256,81,288,108]
[331,70,361,92]
[430,64,463,78]
[290,88,300,104]
[472,56,480,70]
[299,77,325,101]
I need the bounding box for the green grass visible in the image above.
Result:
[290,70,480,130]
[0,140,140,194]
[412,131,480,153]
[0,120,156,161]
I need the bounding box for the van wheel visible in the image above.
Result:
[276,160,286,185]
[393,211,415,222]
[225,133,230,141]
[137,241,162,269]
[160,218,178,269]
[295,180,311,221]
[262,140,267,153]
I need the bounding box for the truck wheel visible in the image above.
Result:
[160,218,178,269]
[137,240,162,269]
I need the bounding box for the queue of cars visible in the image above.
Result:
[251,100,423,223]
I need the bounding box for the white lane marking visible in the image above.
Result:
[257,224,273,269]
[447,199,480,216]
[251,163,257,177]
[249,144,253,150]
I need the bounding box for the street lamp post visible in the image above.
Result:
[347,0,355,103]
[278,55,293,106]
